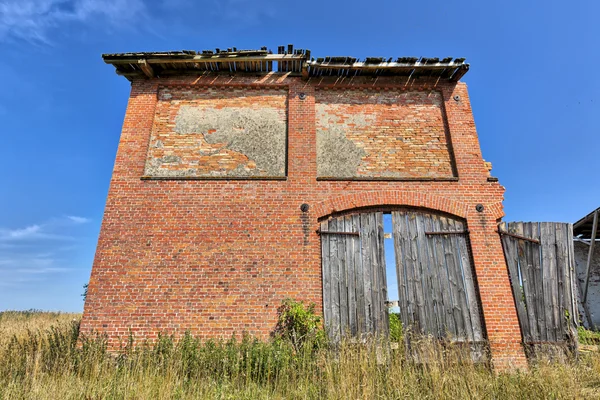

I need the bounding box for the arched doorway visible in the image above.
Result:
[319,209,485,353]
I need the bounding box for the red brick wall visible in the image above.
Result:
[80,74,527,370]
[315,89,454,179]
[147,86,287,178]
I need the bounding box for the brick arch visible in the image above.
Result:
[314,190,470,220]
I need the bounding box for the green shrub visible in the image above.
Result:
[272,298,327,352]
[578,326,600,345]
[389,312,403,342]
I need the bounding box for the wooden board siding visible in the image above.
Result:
[500,222,578,358]
[321,210,486,362]
[321,212,386,340]
[392,211,484,345]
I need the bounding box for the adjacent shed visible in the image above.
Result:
[574,207,600,329]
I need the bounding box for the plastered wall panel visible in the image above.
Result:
[145,87,288,178]
[315,89,454,179]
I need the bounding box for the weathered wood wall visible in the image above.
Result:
[392,211,485,361]
[500,222,578,357]
[320,212,387,341]
[321,209,485,363]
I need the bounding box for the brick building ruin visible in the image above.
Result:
[80,46,527,369]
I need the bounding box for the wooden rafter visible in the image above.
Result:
[102,46,469,82]
[137,59,154,78]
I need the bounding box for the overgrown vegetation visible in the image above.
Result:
[388,312,402,342]
[272,298,326,352]
[1,308,600,399]
[579,326,600,345]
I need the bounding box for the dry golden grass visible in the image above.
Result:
[1,311,600,399]
[0,311,80,346]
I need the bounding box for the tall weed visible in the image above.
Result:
[1,310,600,399]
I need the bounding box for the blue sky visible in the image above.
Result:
[0,0,598,312]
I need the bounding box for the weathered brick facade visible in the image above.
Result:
[316,89,454,179]
[81,54,527,370]
[147,86,288,178]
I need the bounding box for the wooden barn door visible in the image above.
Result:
[392,211,485,354]
[320,212,388,342]
[320,209,485,359]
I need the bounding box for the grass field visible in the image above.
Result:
[1,310,600,399]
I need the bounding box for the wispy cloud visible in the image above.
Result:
[0,253,69,283]
[0,248,73,288]
[3,224,42,239]
[0,0,148,43]
[66,215,90,224]
[0,215,89,241]
[17,266,70,274]
[0,226,73,241]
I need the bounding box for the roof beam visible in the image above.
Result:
[102,49,469,82]
[574,207,600,232]
[104,54,306,65]
[449,64,469,82]
[306,61,466,70]
[138,59,154,78]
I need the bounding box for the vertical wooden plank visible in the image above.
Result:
[555,223,568,340]
[321,220,332,338]
[360,213,374,334]
[521,222,542,341]
[404,212,421,333]
[338,217,348,338]
[453,218,482,343]
[447,218,474,342]
[502,223,530,343]
[440,216,466,340]
[515,222,539,341]
[375,212,389,336]
[530,222,547,342]
[345,215,358,336]
[432,214,457,338]
[550,222,562,341]
[547,223,562,342]
[370,212,385,335]
[416,213,437,336]
[540,223,558,342]
[341,224,348,339]
[368,213,379,333]
[369,213,381,333]
[521,222,540,341]
[583,211,599,307]
[329,218,341,342]
[397,211,418,331]
[354,214,366,336]
[392,211,411,331]
[566,223,579,341]
[408,212,427,334]
[423,214,446,338]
